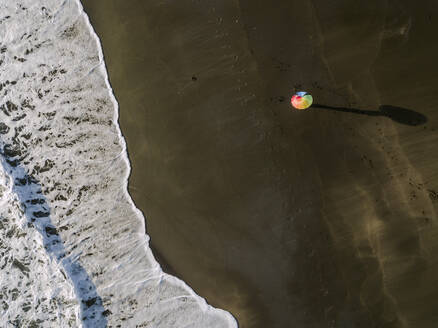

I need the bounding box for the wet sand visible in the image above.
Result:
[83,1,438,327]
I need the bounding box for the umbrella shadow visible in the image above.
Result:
[0,151,108,327]
[312,104,427,126]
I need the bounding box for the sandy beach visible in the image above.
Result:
[83,1,438,327]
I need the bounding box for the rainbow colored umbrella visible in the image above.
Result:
[291,91,313,110]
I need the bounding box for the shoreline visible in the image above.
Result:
[78,1,239,326]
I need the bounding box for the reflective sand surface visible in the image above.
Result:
[83,1,438,327]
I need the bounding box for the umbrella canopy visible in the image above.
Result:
[291,91,313,110]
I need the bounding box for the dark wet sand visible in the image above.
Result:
[83,1,438,327]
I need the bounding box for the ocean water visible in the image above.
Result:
[0,0,237,327]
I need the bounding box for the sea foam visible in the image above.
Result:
[0,0,237,326]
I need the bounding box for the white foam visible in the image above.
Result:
[0,0,238,326]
